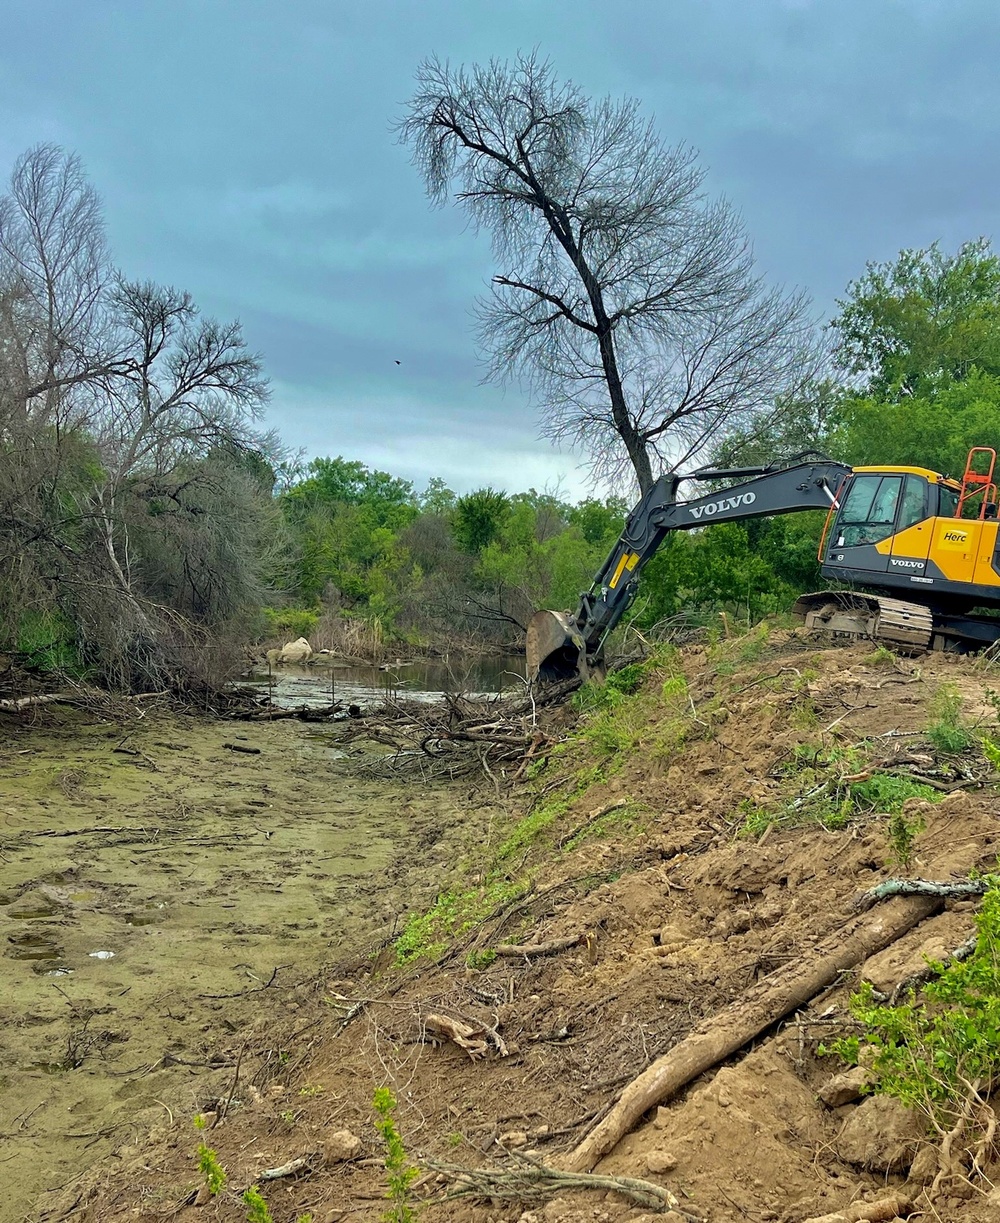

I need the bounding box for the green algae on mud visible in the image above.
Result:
[0,706,498,1223]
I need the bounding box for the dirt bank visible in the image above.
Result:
[14,633,1000,1223]
[0,706,506,1223]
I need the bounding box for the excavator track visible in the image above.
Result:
[792,591,934,650]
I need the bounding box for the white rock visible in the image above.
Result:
[277,637,313,664]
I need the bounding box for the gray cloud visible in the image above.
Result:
[2,0,999,495]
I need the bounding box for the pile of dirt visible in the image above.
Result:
[21,633,1000,1223]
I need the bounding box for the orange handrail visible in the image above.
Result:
[957,447,998,519]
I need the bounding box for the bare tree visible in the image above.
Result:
[401,55,819,492]
[0,145,275,690]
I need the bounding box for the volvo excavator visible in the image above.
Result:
[527,446,1000,683]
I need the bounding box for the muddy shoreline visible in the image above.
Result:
[0,705,503,1222]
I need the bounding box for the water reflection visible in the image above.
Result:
[247,654,526,711]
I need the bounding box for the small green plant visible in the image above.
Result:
[298,1083,324,1098]
[373,1086,419,1223]
[865,644,897,666]
[886,808,925,870]
[447,1131,463,1148]
[830,879,1000,1153]
[465,947,497,970]
[927,684,973,753]
[193,1114,226,1196]
[242,1185,274,1223]
[280,1108,296,1124]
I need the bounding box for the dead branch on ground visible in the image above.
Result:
[564,892,942,1172]
[338,685,577,785]
[853,877,988,911]
[494,935,583,959]
[424,1147,693,1215]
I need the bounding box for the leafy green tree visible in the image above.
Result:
[452,488,511,554]
[829,370,1000,479]
[417,476,456,515]
[285,456,418,533]
[830,239,1000,399]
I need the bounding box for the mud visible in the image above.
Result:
[11,637,1000,1223]
[0,706,503,1222]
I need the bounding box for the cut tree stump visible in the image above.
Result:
[564,893,941,1172]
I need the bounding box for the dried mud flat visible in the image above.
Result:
[0,707,502,1223]
[9,638,1000,1223]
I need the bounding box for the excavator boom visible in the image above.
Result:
[528,447,1000,683]
[528,456,848,683]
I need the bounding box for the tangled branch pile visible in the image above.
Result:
[340,679,580,783]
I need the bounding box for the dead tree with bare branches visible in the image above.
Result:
[401,54,820,492]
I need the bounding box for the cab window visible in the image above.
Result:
[898,476,928,530]
[837,475,903,546]
[937,486,959,519]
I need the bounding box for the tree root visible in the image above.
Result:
[564,893,941,1172]
[423,1147,697,1216]
[494,934,583,959]
[801,1194,913,1222]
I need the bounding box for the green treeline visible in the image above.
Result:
[266,239,1000,646]
[5,144,1000,687]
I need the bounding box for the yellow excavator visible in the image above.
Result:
[527,446,1000,683]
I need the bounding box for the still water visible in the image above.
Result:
[247,654,527,710]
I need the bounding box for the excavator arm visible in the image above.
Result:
[528,455,850,683]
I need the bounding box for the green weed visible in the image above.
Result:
[394,878,521,966]
[865,645,897,666]
[193,1115,226,1196]
[561,802,641,850]
[830,879,1000,1144]
[465,947,497,970]
[261,605,320,640]
[927,684,974,753]
[373,1087,419,1223]
[242,1186,274,1223]
[15,610,86,675]
[737,771,937,840]
[849,773,937,814]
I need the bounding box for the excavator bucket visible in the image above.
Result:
[526,610,589,684]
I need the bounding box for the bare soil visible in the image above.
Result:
[8,634,1000,1223]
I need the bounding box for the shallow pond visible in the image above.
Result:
[249,652,526,710]
[0,706,503,1221]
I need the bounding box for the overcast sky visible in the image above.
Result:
[2,0,998,498]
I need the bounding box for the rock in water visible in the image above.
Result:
[277,637,312,664]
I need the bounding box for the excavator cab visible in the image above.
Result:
[818,452,1000,603]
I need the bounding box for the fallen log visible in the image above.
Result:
[801,1194,913,1223]
[495,935,583,959]
[563,893,941,1172]
[0,692,72,711]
